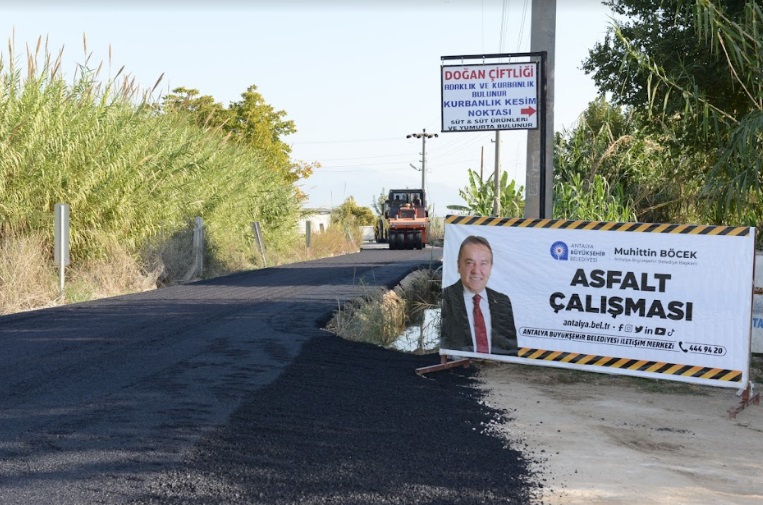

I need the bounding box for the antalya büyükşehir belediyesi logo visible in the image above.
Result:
[550,241,568,260]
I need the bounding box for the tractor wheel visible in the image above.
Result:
[389,232,401,250]
[406,233,416,250]
[394,232,405,250]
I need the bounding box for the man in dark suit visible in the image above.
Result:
[441,235,518,355]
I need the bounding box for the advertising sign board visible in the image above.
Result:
[441,62,539,132]
[441,216,755,389]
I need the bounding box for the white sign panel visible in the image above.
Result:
[441,217,755,389]
[441,62,539,132]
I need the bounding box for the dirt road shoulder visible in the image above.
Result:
[476,359,763,505]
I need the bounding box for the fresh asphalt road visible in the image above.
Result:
[0,246,536,504]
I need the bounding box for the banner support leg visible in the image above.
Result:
[416,355,471,376]
[728,382,759,419]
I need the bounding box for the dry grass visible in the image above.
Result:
[328,287,406,347]
[0,233,162,314]
[327,268,442,349]
[0,225,365,315]
[143,227,197,287]
[66,236,161,303]
[428,216,445,246]
[283,226,362,263]
[0,234,59,314]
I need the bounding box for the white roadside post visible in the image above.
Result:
[54,203,70,299]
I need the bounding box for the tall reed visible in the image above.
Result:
[0,36,300,275]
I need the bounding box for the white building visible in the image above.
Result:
[298,208,332,235]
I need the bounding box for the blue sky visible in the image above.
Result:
[2,0,614,215]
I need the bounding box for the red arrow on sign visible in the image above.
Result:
[521,106,536,116]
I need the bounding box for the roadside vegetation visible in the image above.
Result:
[327,267,442,353]
[445,0,763,251]
[562,0,763,234]
[0,37,360,315]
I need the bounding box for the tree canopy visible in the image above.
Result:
[162,86,317,196]
[331,197,375,227]
[578,0,763,226]
[584,0,750,126]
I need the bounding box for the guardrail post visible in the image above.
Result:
[183,217,204,282]
[193,217,204,276]
[252,221,267,267]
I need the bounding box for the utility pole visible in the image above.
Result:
[407,129,438,190]
[480,145,484,181]
[525,0,556,218]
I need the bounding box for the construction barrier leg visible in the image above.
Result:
[728,383,760,419]
[416,355,471,376]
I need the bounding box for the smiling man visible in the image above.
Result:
[441,235,518,356]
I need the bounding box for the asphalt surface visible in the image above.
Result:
[0,246,538,504]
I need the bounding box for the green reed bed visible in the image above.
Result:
[0,39,302,313]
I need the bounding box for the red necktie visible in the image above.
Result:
[473,294,489,353]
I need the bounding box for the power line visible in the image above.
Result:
[517,0,530,50]
[499,0,510,53]
[313,152,411,162]
[290,137,400,145]
[427,134,485,159]
[317,160,417,172]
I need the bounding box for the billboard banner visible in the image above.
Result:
[441,216,756,389]
[441,62,539,132]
